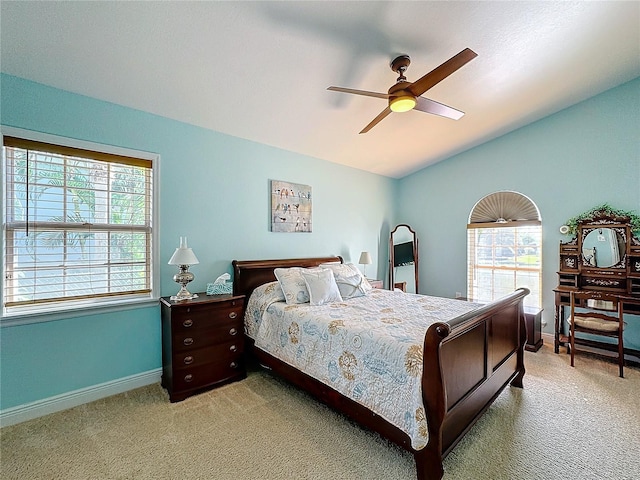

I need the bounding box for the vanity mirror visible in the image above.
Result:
[580,227,626,269]
[558,205,640,290]
[389,224,419,293]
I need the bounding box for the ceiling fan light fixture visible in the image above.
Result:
[389,95,416,113]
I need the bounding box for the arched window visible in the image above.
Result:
[467,191,541,308]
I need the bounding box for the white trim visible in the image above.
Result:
[0,297,159,327]
[1,126,161,323]
[1,126,159,161]
[0,368,162,427]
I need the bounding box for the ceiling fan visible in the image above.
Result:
[327,48,477,134]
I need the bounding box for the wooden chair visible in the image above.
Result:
[569,290,624,377]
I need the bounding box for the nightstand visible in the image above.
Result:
[524,306,543,352]
[160,293,246,402]
[367,279,383,289]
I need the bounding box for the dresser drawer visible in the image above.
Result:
[172,340,244,369]
[171,300,243,333]
[172,357,245,392]
[172,319,242,353]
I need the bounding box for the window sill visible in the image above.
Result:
[1,296,159,328]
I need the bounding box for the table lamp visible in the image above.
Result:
[168,236,199,301]
[359,251,372,278]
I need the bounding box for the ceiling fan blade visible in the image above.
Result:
[408,48,477,97]
[327,86,389,99]
[359,107,392,134]
[415,97,465,120]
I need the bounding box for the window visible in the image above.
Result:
[467,191,541,308]
[2,131,156,316]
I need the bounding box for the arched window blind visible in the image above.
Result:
[468,190,541,226]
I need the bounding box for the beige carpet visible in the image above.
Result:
[1,345,639,480]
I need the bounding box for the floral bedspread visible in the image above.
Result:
[244,282,481,449]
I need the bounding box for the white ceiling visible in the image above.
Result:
[2,1,639,178]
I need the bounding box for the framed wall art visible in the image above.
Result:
[270,180,312,233]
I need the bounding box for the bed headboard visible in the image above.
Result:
[232,256,343,298]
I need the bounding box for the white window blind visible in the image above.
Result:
[3,136,153,309]
[467,225,542,308]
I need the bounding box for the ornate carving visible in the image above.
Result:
[561,237,578,247]
[564,257,576,269]
[584,278,620,287]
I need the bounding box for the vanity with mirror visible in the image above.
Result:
[554,208,640,355]
[389,224,419,294]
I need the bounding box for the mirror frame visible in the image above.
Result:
[389,224,419,293]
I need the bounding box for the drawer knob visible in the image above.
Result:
[230,361,238,369]
[184,374,193,382]
[229,327,238,336]
[183,319,193,327]
[229,344,237,353]
[183,356,194,365]
[229,311,238,319]
[183,337,194,346]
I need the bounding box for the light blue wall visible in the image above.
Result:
[397,77,640,348]
[2,73,638,412]
[0,74,396,409]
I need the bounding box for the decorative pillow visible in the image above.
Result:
[333,272,366,299]
[301,268,343,306]
[274,267,317,304]
[323,263,372,299]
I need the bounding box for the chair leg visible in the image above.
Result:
[570,325,575,368]
[618,332,624,378]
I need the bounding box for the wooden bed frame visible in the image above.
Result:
[232,256,529,480]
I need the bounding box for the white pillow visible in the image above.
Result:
[301,268,343,306]
[274,267,312,304]
[323,263,372,299]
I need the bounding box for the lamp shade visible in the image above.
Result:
[168,237,200,265]
[358,251,372,265]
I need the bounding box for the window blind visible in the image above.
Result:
[3,137,153,308]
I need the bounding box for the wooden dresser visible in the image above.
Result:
[160,293,246,402]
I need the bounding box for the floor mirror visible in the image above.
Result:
[389,224,419,293]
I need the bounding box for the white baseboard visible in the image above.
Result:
[0,368,162,427]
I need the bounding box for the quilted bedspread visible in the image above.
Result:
[244,282,481,450]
